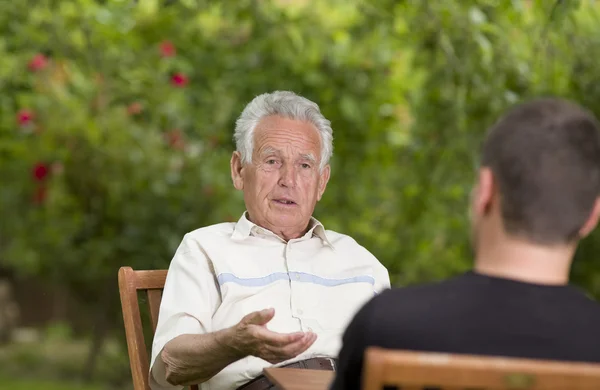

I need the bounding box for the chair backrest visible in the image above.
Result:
[118,266,199,390]
[362,347,600,390]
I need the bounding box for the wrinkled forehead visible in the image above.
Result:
[253,117,321,158]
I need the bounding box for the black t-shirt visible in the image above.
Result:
[330,271,600,390]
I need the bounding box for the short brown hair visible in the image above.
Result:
[481,98,600,244]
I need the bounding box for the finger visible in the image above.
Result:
[277,333,318,358]
[300,332,317,348]
[243,308,275,326]
[260,333,317,362]
[257,328,306,347]
[272,332,316,354]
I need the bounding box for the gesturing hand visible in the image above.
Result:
[231,308,317,364]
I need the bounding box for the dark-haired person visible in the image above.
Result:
[331,98,600,390]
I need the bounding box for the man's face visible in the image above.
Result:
[230,115,330,239]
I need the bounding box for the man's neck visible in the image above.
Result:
[474,235,574,286]
[246,213,312,242]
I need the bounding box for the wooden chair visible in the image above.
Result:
[118,266,199,390]
[362,347,600,390]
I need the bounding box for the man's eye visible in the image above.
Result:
[301,163,311,169]
[266,159,277,164]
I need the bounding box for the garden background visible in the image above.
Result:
[1,0,599,389]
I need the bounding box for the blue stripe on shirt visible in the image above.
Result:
[217,272,375,287]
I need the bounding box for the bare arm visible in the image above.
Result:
[161,327,240,385]
[160,308,317,386]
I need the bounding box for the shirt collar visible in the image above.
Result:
[231,211,334,249]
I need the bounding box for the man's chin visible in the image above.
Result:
[268,212,305,228]
[272,217,301,227]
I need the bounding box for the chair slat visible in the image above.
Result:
[119,266,199,390]
[362,346,386,390]
[119,267,151,390]
[147,289,162,333]
[362,347,600,390]
[135,270,168,290]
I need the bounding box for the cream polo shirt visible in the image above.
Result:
[150,212,390,390]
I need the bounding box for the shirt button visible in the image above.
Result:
[297,309,304,315]
[295,274,301,281]
[307,327,313,332]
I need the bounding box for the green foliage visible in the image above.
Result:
[44,321,73,342]
[0,332,130,388]
[0,378,104,390]
[1,0,600,336]
[0,324,131,390]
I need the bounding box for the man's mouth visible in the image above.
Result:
[273,199,296,205]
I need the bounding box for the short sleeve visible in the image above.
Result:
[373,260,391,294]
[330,297,376,390]
[149,234,221,389]
[348,237,391,294]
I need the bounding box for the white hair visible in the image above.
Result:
[233,91,333,172]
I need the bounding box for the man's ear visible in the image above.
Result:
[317,164,331,201]
[230,151,244,190]
[579,197,600,238]
[473,167,496,217]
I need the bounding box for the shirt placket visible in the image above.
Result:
[286,240,315,333]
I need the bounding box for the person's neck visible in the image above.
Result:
[246,213,310,242]
[474,233,574,286]
[272,225,309,241]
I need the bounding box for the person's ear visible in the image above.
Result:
[317,164,331,201]
[472,167,496,217]
[230,152,245,190]
[579,197,600,238]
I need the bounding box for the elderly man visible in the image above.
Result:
[331,98,600,390]
[149,91,390,390]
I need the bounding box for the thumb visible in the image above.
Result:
[244,308,275,326]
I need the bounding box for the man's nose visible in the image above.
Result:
[278,164,297,188]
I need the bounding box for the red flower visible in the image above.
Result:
[159,41,176,57]
[17,109,34,126]
[127,102,143,115]
[33,185,48,205]
[171,73,189,87]
[28,54,48,72]
[165,129,185,150]
[32,162,50,182]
